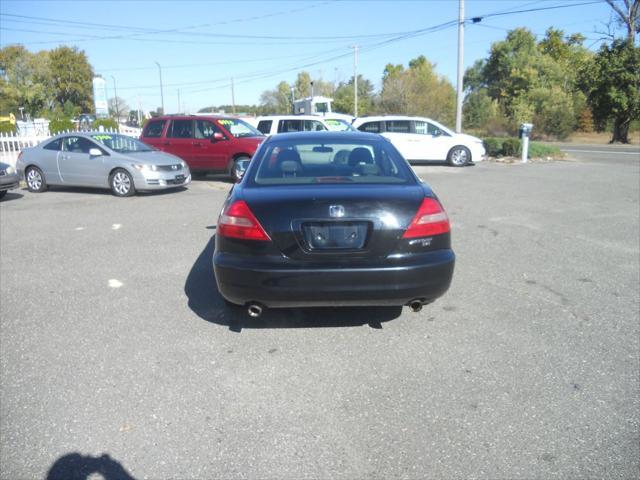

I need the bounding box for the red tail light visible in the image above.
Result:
[402,197,450,238]
[218,200,271,241]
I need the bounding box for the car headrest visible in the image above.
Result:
[348,147,373,166]
[277,148,301,165]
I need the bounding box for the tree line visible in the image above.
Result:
[1,0,638,142]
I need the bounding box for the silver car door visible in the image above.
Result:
[38,138,63,184]
[59,136,103,186]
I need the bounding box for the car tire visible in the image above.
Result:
[230,156,250,182]
[110,168,136,197]
[447,146,471,167]
[0,190,7,199]
[25,166,47,192]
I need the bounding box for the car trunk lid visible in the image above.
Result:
[242,184,425,261]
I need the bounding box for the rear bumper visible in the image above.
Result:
[213,249,455,308]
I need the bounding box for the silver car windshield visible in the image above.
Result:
[90,134,154,153]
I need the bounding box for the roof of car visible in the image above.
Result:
[255,115,331,121]
[262,130,386,143]
[50,131,123,138]
[151,114,241,120]
[352,115,434,124]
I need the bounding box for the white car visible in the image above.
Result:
[249,115,331,136]
[352,116,486,166]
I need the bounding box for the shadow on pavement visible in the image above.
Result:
[184,235,402,331]
[38,185,188,197]
[0,191,23,202]
[46,453,137,480]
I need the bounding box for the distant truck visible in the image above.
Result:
[293,96,333,115]
[293,96,354,123]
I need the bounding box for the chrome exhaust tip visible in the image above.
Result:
[410,301,423,313]
[247,303,263,318]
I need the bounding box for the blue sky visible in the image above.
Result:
[0,0,621,114]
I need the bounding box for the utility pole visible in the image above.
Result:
[352,45,359,117]
[137,95,142,127]
[177,89,181,114]
[154,61,164,115]
[455,0,464,133]
[231,77,236,114]
[110,75,118,123]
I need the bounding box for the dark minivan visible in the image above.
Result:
[140,115,264,180]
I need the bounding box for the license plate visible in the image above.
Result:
[302,222,368,250]
[174,175,185,184]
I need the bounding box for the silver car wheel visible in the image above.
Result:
[27,169,42,190]
[113,171,131,195]
[451,148,468,166]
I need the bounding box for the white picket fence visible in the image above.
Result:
[0,126,142,167]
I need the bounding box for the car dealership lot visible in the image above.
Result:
[1,149,638,478]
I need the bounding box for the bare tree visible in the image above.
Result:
[605,0,639,43]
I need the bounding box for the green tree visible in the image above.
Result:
[333,75,375,116]
[259,80,293,114]
[48,46,94,113]
[463,88,497,129]
[379,56,455,125]
[0,45,51,117]
[464,28,592,138]
[581,40,640,143]
[379,63,406,114]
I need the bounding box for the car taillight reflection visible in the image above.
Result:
[402,198,450,238]
[218,200,271,241]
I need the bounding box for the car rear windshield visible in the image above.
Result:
[250,138,414,185]
[217,118,263,138]
[90,134,153,153]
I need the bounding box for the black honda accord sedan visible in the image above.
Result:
[213,131,454,316]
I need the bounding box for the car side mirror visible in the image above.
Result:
[89,148,103,157]
[432,129,442,137]
[211,132,225,142]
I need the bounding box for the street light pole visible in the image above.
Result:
[455,0,465,133]
[110,75,119,124]
[154,61,164,115]
[352,45,359,117]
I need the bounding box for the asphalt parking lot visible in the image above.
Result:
[1,146,639,479]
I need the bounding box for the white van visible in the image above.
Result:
[352,115,486,166]
[249,115,331,136]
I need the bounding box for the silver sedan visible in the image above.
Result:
[16,132,191,197]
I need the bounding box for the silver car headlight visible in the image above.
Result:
[181,161,188,170]
[132,164,158,172]
[3,166,15,175]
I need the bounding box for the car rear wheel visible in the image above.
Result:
[230,156,250,182]
[447,146,471,167]
[26,166,47,192]
[110,169,135,197]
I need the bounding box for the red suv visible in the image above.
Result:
[140,115,264,180]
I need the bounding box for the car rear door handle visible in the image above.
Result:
[192,142,202,147]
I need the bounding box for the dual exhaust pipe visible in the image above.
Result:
[246,301,424,317]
